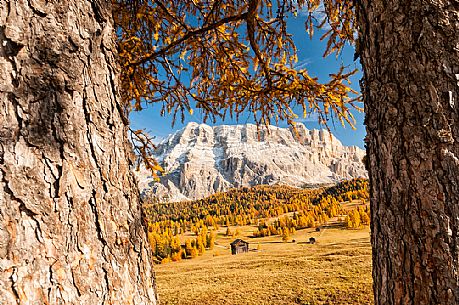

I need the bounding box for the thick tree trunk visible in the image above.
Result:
[0,1,157,304]
[357,1,459,304]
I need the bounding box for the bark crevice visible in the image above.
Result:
[358,0,459,303]
[0,1,157,304]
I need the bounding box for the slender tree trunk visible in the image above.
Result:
[0,0,157,304]
[357,0,459,304]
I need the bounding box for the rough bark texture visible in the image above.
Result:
[0,0,157,304]
[357,0,459,304]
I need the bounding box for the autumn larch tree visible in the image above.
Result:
[1,0,457,304]
[0,1,157,303]
[119,0,458,303]
[357,1,459,303]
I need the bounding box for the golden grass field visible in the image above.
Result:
[155,222,373,305]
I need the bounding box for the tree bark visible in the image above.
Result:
[357,0,459,304]
[0,0,157,304]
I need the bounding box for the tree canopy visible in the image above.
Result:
[113,0,360,172]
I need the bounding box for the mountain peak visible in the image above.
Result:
[140,123,366,202]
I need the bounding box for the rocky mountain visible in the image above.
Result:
[137,122,367,202]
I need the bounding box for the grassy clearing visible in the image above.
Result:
[155,223,373,305]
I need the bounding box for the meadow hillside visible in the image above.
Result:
[145,179,372,304]
[155,224,372,305]
[143,179,369,264]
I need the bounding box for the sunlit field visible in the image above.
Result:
[155,223,372,305]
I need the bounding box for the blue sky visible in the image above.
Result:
[129,11,366,148]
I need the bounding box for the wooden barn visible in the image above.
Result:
[230,239,249,255]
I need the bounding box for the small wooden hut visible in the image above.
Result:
[230,239,249,255]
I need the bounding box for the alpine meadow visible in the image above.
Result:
[0,1,458,305]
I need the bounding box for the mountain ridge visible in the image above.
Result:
[137,122,367,202]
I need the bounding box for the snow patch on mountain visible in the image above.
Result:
[137,122,367,202]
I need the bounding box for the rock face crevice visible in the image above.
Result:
[139,123,367,202]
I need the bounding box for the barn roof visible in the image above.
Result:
[230,239,248,246]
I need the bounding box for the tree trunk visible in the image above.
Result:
[0,1,157,304]
[357,0,459,304]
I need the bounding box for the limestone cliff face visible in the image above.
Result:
[138,123,367,202]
